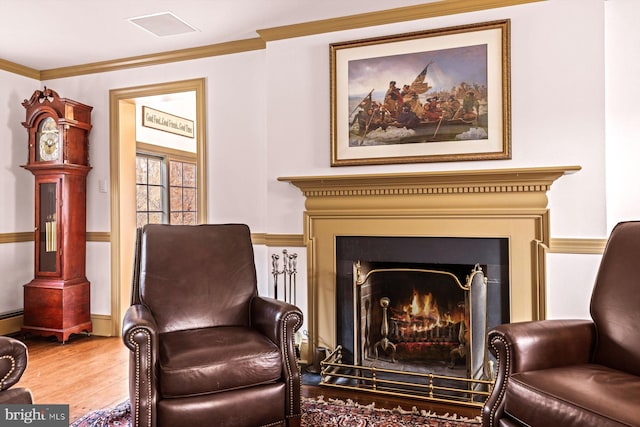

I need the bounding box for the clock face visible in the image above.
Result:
[37,117,59,161]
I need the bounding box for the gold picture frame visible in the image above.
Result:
[330,20,511,166]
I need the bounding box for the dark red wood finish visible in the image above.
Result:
[21,88,93,343]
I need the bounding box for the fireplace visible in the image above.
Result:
[329,236,508,403]
[279,166,579,405]
[336,236,508,366]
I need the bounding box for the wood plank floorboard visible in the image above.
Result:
[14,334,480,422]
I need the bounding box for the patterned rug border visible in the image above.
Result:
[71,396,482,426]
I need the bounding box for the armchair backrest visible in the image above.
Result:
[134,224,258,334]
[590,221,640,376]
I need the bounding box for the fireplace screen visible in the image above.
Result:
[321,261,493,406]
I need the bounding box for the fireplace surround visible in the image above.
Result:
[279,166,579,373]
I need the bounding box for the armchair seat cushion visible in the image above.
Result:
[159,326,282,399]
[504,364,640,427]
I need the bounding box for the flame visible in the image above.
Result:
[393,288,466,338]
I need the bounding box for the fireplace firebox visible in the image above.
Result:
[320,236,509,406]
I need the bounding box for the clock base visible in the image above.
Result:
[21,323,93,344]
[22,279,92,344]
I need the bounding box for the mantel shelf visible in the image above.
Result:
[279,166,581,197]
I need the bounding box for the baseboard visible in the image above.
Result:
[91,314,116,337]
[0,314,24,335]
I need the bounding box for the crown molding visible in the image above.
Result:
[1,0,544,80]
[39,38,266,80]
[0,58,40,80]
[258,0,544,41]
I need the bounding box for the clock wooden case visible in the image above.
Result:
[21,87,93,343]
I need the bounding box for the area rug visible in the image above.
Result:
[71,396,481,426]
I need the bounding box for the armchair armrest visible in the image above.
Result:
[489,319,595,373]
[482,319,595,427]
[122,304,159,427]
[251,296,303,425]
[251,296,303,348]
[0,337,28,391]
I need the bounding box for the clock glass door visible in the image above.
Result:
[38,181,59,274]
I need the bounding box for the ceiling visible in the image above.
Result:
[2,0,439,71]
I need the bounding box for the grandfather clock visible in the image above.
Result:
[21,87,93,343]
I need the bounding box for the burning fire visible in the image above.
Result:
[391,289,465,339]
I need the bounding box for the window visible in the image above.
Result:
[136,154,165,228]
[136,153,197,228]
[169,160,197,225]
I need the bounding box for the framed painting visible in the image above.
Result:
[330,20,511,166]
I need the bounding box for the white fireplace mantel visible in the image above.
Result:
[279,166,580,356]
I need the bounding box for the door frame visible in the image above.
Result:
[108,78,207,336]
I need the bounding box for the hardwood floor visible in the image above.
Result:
[17,334,129,422]
[15,334,481,423]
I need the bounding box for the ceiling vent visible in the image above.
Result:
[128,12,198,37]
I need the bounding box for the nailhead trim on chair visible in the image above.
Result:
[128,328,152,427]
[0,355,16,391]
[485,335,510,427]
[282,312,303,419]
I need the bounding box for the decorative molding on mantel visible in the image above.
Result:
[279,166,581,214]
[279,166,581,197]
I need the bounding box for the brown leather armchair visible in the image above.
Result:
[0,336,32,404]
[122,224,303,427]
[482,221,640,427]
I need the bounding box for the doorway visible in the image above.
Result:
[108,78,207,336]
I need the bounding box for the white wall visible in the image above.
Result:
[605,0,640,232]
[266,0,607,240]
[0,71,41,313]
[2,0,637,324]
